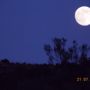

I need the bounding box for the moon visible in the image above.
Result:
[75,6,90,26]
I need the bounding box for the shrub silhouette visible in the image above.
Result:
[79,44,90,64]
[53,37,68,64]
[0,58,10,64]
[68,40,79,64]
[44,37,69,64]
[44,44,54,64]
[44,37,90,64]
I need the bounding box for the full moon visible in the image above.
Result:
[75,6,90,26]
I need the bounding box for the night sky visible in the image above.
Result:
[0,0,90,64]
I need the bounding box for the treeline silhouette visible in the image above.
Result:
[0,37,90,90]
[44,37,90,65]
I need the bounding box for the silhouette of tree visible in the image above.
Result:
[44,37,70,64]
[79,44,90,64]
[44,44,54,64]
[53,37,69,64]
[68,40,79,64]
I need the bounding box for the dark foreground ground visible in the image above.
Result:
[0,60,90,90]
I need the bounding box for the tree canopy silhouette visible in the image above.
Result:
[44,37,90,65]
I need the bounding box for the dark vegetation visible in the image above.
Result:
[44,37,90,64]
[0,37,90,90]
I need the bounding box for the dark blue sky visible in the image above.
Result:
[0,0,90,64]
